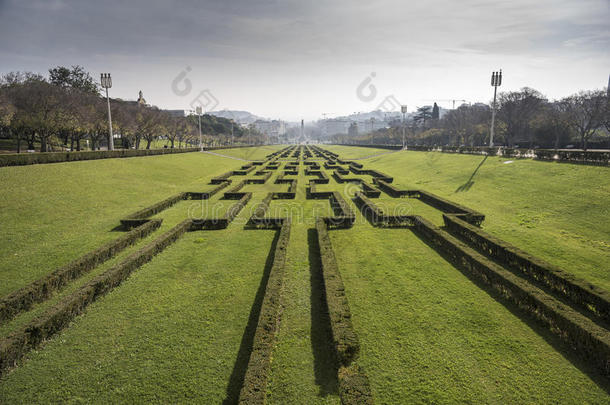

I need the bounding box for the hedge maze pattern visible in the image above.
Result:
[1,145,609,403]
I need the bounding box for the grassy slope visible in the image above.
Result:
[0,227,275,402]
[330,226,609,403]
[326,146,610,289]
[0,147,281,296]
[1,145,608,402]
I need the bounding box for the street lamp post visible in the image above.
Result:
[100,73,114,150]
[196,106,203,151]
[401,105,407,149]
[489,70,502,148]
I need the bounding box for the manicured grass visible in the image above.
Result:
[1,145,608,402]
[0,147,283,296]
[0,222,276,403]
[330,225,609,403]
[213,145,284,160]
[326,145,610,290]
[266,169,340,404]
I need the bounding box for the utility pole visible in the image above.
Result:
[489,70,502,148]
[401,105,407,149]
[100,73,114,150]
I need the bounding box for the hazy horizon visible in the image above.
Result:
[1,0,608,121]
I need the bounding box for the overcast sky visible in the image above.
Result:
[1,0,608,121]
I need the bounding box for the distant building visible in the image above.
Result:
[323,119,350,136]
[136,90,147,106]
[348,122,358,137]
[253,120,286,137]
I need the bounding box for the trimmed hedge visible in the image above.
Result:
[316,219,374,403]
[325,192,355,229]
[0,219,192,378]
[120,193,186,228]
[194,192,252,230]
[211,171,234,184]
[338,364,374,405]
[417,190,484,226]
[361,182,380,198]
[274,180,297,199]
[247,193,274,228]
[0,147,200,167]
[185,181,230,200]
[332,171,361,184]
[353,192,414,228]
[372,178,415,198]
[316,219,360,364]
[307,181,333,200]
[412,215,610,375]
[233,165,257,176]
[0,219,162,325]
[224,181,247,199]
[237,222,292,403]
[246,171,272,184]
[306,170,330,184]
[443,214,610,322]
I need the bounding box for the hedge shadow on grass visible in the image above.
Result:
[307,228,340,397]
[411,229,610,394]
[223,229,281,404]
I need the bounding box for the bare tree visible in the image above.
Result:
[497,87,546,147]
[560,90,606,151]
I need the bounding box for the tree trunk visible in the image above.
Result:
[170,138,175,148]
[76,138,81,151]
[146,138,152,149]
[40,136,48,152]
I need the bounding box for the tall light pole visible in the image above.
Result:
[489,69,502,148]
[401,105,407,149]
[100,73,114,150]
[195,106,203,151]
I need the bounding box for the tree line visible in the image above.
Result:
[332,87,609,150]
[0,66,265,153]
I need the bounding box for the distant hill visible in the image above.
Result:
[208,110,266,125]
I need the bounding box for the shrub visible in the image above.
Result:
[417,190,484,226]
[0,148,200,167]
[120,193,186,228]
[0,219,191,378]
[0,219,162,325]
[372,179,415,198]
[315,219,360,365]
[443,214,610,321]
[185,181,230,200]
[412,215,610,376]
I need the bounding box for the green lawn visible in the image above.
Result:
[0,145,608,403]
[331,225,608,403]
[0,148,279,296]
[0,228,276,403]
[326,145,610,290]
